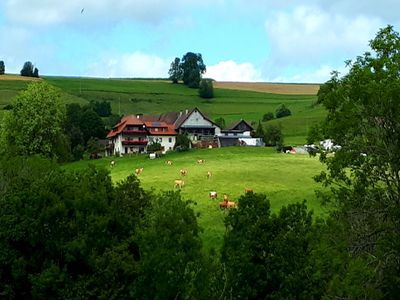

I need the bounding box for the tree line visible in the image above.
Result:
[0,60,40,77]
[0,25,400,299]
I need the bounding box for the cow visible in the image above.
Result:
[174,179,185,188]
[207,171,212,179]
[180,169,188,176]
[166,160,173,165]
[135,167,143,175]
[209,191,217,199]
[110,160,116,168]
[244,188,253,193]
[197,159,205,164]
[219,194,237,209]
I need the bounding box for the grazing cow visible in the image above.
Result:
[166,160,173,165]
[110,160,116,168]
[180,169,188,176]
[207,171,212,179]
[197,159,205,164]
[219,195,237,209]
[135,167,144,175]
[174,179,185,188]
[209,191,217,199]
[244,188,253,193]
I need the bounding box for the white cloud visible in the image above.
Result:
[87,52,171,78]
[205,60,263,82]
[263,5,384,82]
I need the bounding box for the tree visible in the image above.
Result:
[198,79,214,98]
[0,156,152,299]
[0,60,5,75]
[134,192,206,299]
[79,108,106,144]
[275,104,291,118]
[33,67,39,78]
[308,25,400,298]
[168,57,182,83]
[20,61,35,77]
[262,112,274,121]
[254,121,264,138]
[264,124,283,147]
[174,133,191,151]
[221,193,313,299]
[180,52,206,88]
[214,117,226,129]
[0,81,67,159]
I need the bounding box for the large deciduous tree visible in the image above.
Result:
[309,25,400,298]
[221,193,313,299]
[168,57,183,84]
[0,81,67,160]
[180,52,206,88]
[20,61,35,77]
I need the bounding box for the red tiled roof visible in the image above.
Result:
[144,121,176,136]
[107,115,145,138]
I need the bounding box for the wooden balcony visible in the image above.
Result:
[122,140,148,145]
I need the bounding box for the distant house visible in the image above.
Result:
[107,115,176,155]
[161,108,221,142]
[218,119,264,147]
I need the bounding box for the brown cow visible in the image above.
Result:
[207,171,212,179]
[174,179,185,188]
[219,194,237,208]
[166,160,173,165]
[197,159,205,164]
[180,169,188,176]
[244,188,253,193]
[135,167,143,175]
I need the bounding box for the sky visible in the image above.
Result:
[0,0,398,83]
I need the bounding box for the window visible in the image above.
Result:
[169,137,172,143]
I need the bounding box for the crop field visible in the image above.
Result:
[63,147,328,251]
[214,81,320,95]
[0,76,324,145]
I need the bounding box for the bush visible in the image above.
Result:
[214,117,226,129]
[262,112,274,121]
[199,79,214,99]
[264,124,283,147]
[275,104,291,118]
[174,134,191,151]
[147,142,162,152]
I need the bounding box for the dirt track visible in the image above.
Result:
[214,81,320,95]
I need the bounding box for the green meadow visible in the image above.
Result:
[1,76,324,144]
[63,147,328,251]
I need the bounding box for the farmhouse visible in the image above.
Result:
[107,107,263,155]
[218,119,264,147]
[107,115,176,155]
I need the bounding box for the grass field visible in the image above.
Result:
[63,147,328,251]
[0,76,324,145]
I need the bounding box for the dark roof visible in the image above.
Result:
[225,119,254,131]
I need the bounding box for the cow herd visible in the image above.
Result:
[110,158,254,210]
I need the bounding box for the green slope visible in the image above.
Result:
[1,76,325,145]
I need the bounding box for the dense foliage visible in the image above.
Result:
[198,79,214,98]
[181,52,206,88]
[264,124,283,147]
[0,81,67,160]
[308,25,400,298]
[214,117,226,129]
[275,104,291,118]
[262,112,274,121]
[20,61,39,77]
[0,60,5,75]
[168,57,182,84]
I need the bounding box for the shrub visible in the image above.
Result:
[275,104,291,118]
[199,79,214,99]
[262,112,274,121]
[147,142,162,152]
[264,124,283,147]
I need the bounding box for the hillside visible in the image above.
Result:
[0,76,324,145]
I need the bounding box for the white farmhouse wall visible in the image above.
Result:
[149,135,176,151]
[183,110,213,126]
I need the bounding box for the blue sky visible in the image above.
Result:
[0,0,398,83]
